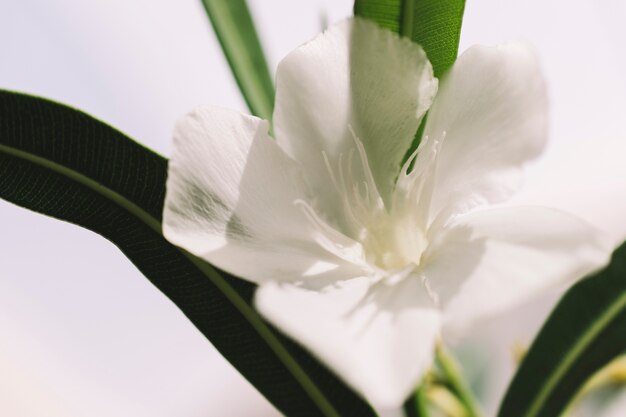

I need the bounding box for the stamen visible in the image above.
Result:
[360,181,370,203]
[392,132,445,229]
[419,272,440,307]
[383,263,417,286]
[337,152,349,195]
[348,124,384,210]
[322,151,341,193]
[294,199,365,266]
[305,126,436,299]
[413,133,445,227]
[399,146,420,178]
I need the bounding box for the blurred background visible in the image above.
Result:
[1,0,625,416]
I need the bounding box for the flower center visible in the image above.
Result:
[360,217,428,271]
[301,127,429,273]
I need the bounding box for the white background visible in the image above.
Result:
[1,1,625,416]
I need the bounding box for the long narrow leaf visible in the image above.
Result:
[200,0,275,121]
[404,0,465,77]
[0,90,376,417]
[498,242,626,417]
[354,0,402,33]
[354,0,465,77]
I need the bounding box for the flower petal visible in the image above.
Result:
[255,275,441,409]
[419,206,610,337]
[163,106,361,285]
[273,17,437,211]
[422,43,548,224]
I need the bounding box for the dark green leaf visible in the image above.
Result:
[354,0,466,77]
[498,242,626,417]
[0,90,377,417]
[200,0,275,121]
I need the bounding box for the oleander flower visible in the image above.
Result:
[163,18,608,408]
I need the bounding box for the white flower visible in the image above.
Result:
[163,18,608,408]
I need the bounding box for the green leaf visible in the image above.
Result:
[403,385,430,417]
[0,90,377,417]
[354,0,402,33]
[498,242,626,417]
[354,0,465,163]
[200,0,275,121]
[354,0,466,77]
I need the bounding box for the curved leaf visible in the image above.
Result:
[498,242,626,417]
[354,0,465,77]
[0,90,376,417]
[200,0,275,121]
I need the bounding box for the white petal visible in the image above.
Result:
[163,106,360,284]
[419,206,610,337]
[255,274,441,409]
[422,43,548,224]
[273,17,437,212]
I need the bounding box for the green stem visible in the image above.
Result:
[415,385,431,417]
[403,384,431,417]
[436,346,483,417]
